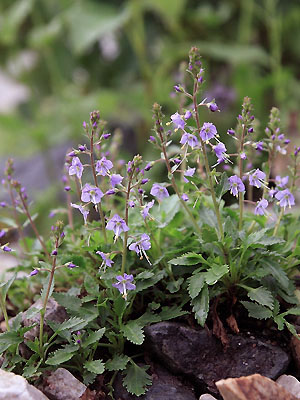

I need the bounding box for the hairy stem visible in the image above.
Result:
[121,172,133,275]
[273,208,284,236]
[238,126,246,230]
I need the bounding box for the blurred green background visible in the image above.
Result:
[0,0,299,196]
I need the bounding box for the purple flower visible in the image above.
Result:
[240,152,247,160]
[68,263,78,269]
[255,199,268,216]
[184,167,196,183]
[228,175,245,197]
[275,189,295,209]
[51,250,58,256]
[144,162,153,171]
[69,157,83,179]
[150,184,169,201]
[78,145,86,152]
[248,127,254,134]
[141,178,149,185]
[149,136,156,143]
[0,202,6,208]
[248,169,266,188]
[48,211,56,218]
[29,269,39,276]
[181,193,189,201]
[64,186,71,192]
[129,234,151,262]
[106,214,129,240]
[112,273,136,299]
[141,200,154,219]
[180,132,199,149]
[200,122,217,141]
[171,112,185,130]
[255,141,264,151]
[278,134,285,141]
[110,174,123,188]
[96,251,114,269]
[227,129,235,135]
[106,189,116,195]
[0,230,6,239]
[96,156,113,176]
[276,145,287,155]
[2,246,12,252]
[275,175,289,188]
[208,102,218,112]
[269,189,277,198]
[103,133,111,139]
[81,184,104,204]
[129,200,135,208]
[184,110,192,119]
[71,203,89,224]
[214,142,227,164]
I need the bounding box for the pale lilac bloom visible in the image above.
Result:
[96,251,114,269]
[106,189,115,195]
[81,184,104,204]
[184,167,196,183]
[180,132,199,149]
[0,230,6,239]
[256,141,264,151]
[255,199,268,216]
[240,152,247,160]
[129,200,135,208]
[228,175,245,197]
[150,184,169,201]
[141,200,154,219]
[171,112,185,130]
[112,273,136,299]
[96,156,113,176]
[2,245,12,252]
[110,174,123,188]
[129,234,151,263]
[181,193,189,201]
[29,269,38,276]
[248,169,266,188]
[71,203,89,224]
[275,189,295,209]
[269,189,277,198]
[276,145,287,155]
[184,110,192,119]
[200,122,217,141]
[275,175,289,188]
[214,142,227,164]
[106,214,129,240]
[69,157,83,179]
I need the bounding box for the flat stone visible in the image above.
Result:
[216,374,298,400]
[23,298,68,341]
[276,375,300,398]
[145,322,290,395]
[0,369,49,399]
[113,363,197,400]
[199,395,218,400]
[40,368,86,400]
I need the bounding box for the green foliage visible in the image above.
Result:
[122,362,152,396]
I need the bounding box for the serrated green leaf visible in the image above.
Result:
[205,264,229,285]
[166,277,184,293]
[84,359,105,374]
[191,285,209,327]
[0,273,16,300]
[159,305,187,321]
[46,349,75,365]
[241,301,273,320]
[247,287,274,309]
[48,317,86,334]
[106,354,129,371]
[53,292,82,312]
[261,260,290,290]
[84,274,99,296]
[274,315,285,330]
[216,172,230,200]
[285,321,298,336]
[168,252,209,266]
[113,296,126,318]
[122,362,152,396]
[83,371,96,386]
[82,328,105,348]
[121,321,144,345]
[188,273,205,299]
[0,331,23,353]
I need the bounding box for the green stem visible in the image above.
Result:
[8,183,29,252]
[121,173,133,275]
[273,208,284,236]
[238,126,246,230]
[0,294,10,332]
[193,82,224,240]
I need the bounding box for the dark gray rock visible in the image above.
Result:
[144,322,290,396]
[113,363,197,400]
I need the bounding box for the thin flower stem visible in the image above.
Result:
[273,208,284,236]
[192,81,224,240]
[89,131,107,243]
[8,183,29,252]
[121,172,133,275]
[65,176,75,241]
[238,126,246,230]
[18,192,50,259]
[0,294,10,332]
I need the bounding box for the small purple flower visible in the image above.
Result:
[275,189,295,209]
[64,186,71,192]
[200,122,217,141]
[110,174,123,188]
[240,152,247,160]
[69,157,83,179]
[268,189,277,198]
[173,158,181,164]
[184,110,192,119]
[180,132,199,149]
[149,136,156,142]
[103,133,111,139]
[96,251,114,269]
[183,167,196,183]
[141,178,149,185]
[214,142,227,164]
[129,234,151,262]
[96,157,113,176]
[2,246,12,252]
[0,230,6,239]
[78,145,86,152]
[181,193,189,201]
[208,102,218,112]
[255,141,264,151]
[171,112,185,130]
[278,134,285,141]
[144,162,153,171]
[81,184,104,204]
[112,273,136,299]
[71,203,89,224]
[68,263,78,269]
[248,127,254,134]
[48,211,56,218]
[141,200,154,219]
[129,200,135,208]
[276,145,287,155]
[29,269,39,276]
[106,189,116,195]
[227,129,235,136]
[275,175,289,188]
[254,199,268,216]
[106,214,129,240]
[0,202,6,208]
[228,175,245,197]
[248,169,266,188]
[150,184,169,201]
[51,250,58,256]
